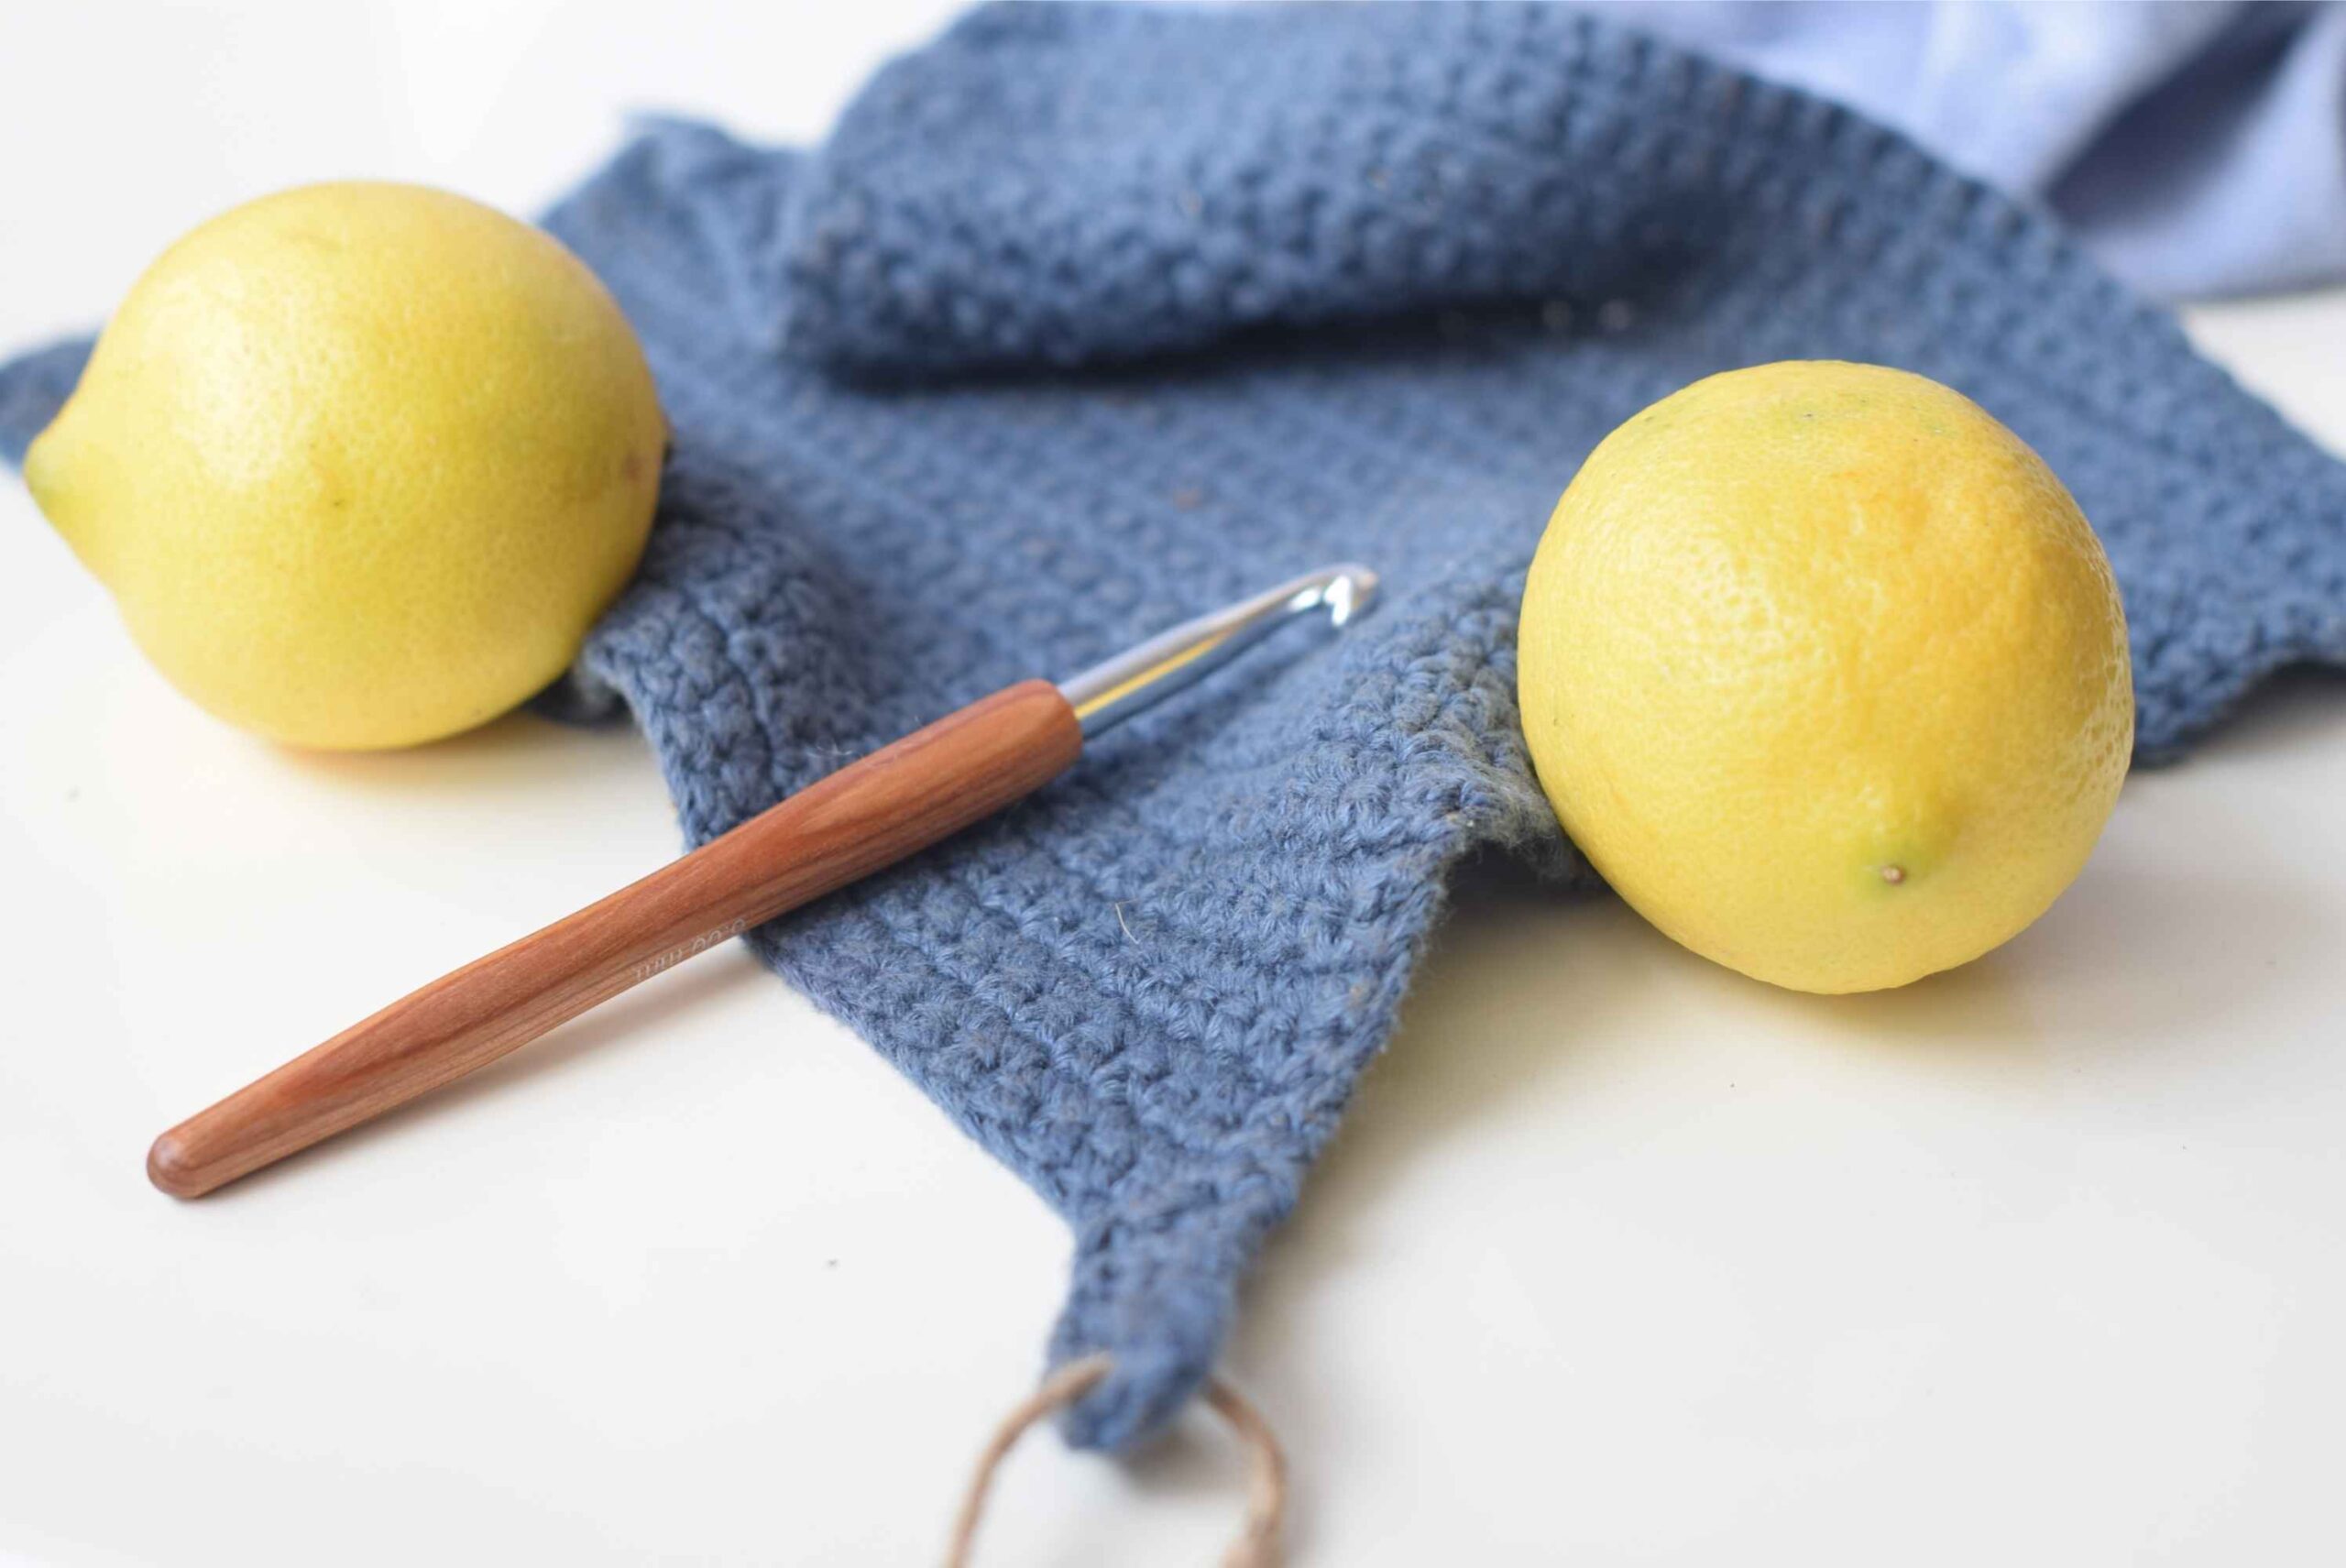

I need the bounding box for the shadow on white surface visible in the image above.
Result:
[186,942,771,1204]
[2180,663,2346,761]
[273,702,652,805]
[1215,692,2343,1558]
[1756,850,2330,1060]
[1219,864,1636,1552]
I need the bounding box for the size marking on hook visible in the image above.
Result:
[631,917,750,983]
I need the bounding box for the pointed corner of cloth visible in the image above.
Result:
[1045,1174,1293,1453]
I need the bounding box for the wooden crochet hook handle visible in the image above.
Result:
[148,683,1080,1199]
[148,565,1376,1199]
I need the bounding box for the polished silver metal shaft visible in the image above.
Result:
[1055,563,1380,737]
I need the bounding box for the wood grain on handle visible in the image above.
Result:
[148,680,1083,1199]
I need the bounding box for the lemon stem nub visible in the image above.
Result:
[1880,865,1907,885]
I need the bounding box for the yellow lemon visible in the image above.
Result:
[25,181,663,750]
[1518,361,2132,993]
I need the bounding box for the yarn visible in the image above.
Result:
[5,3,2342,1453]
[945,1354,1287,1568]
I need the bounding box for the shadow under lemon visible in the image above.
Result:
[1292,779,2330,1208]
[271,702,644,805]
[1219,725,2336,1479]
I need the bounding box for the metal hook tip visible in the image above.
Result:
[1317,563,1379,627]
[1058,561,1384,736]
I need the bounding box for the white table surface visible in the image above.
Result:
[5,5,2343,1565]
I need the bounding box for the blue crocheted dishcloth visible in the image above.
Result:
[6,4,2345,1452]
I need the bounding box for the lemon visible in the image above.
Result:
[1518,361,2132,993]
[25,181,663,750]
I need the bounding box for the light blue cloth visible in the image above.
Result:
[1582,1,2346,297]
[5,4,2345,1451]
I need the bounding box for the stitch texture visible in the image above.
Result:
[5,4,2343,1451]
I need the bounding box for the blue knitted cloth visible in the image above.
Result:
[6,4,2345,1452]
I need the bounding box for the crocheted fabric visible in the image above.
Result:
[6,4,2344,1452]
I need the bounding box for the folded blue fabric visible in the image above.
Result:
[1572,1,2346,299]
[6,4,2344,1451]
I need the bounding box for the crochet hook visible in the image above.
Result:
[146,564,1379,1199]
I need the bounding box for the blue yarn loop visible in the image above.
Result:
[5,4,2343,1452]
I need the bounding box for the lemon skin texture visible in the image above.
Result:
[25,181,664,750]
[1517,361,2133,994]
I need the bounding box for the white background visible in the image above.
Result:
[5,4,2344,1564]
